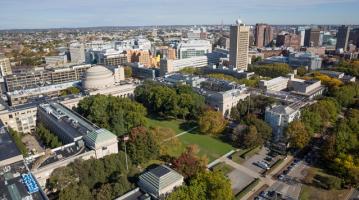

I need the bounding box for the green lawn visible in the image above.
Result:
[211,162,235,175]
[146,117,196,134]
[178,132,234,162]
[299,185,349,200]
[146,116,234,162]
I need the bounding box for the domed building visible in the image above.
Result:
[82,65,115,90]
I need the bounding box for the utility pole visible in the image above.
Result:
[123,136,129,171]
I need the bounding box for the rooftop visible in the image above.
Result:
[0,125,22,164]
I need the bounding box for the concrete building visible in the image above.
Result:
[0,104,38,133]
[276,33,301,49]
[131,63,159,80]
[207,47,229,65]
[255,23,273,48]
[304,28,321,47]
[126,50,152,67]
[138,165,184,199]
[288,79,324,99]
[156,46,176,60]
[37,102,118,156]
[44,55,68,66]
[176,40,212,59]
[160,56,208,76]
[336,25,350,51]
[288,52,322,70]
[265,104,301,141]
[218,36,230,49]
[229,19,250,70]
[259,77,289,91]
[69,43,86,64]
[4,64,90,92]
[0,55,12,77]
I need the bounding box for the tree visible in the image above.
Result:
[240,125,262,148]
[297,66,308,76]
[301,109,322,135]
[248,63,292,78]
[59,184,92,200]
[124,66,132,78]
[198,110,227,135]
[77,95,147,136]
[172,145,207,179]
[36,123,62,148]
[331,83,359,108]
[126,126,160,165]
[244,114,272,141]
[48,166,77,192]
[167,171,233,200]
[286,120,311,149]
[150,127,181,156]
[8,128,27,156]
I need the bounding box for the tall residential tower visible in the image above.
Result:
[255,23,273,48]
[229,19,249,71]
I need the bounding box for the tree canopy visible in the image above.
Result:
[167,171,233,200]
[135,81,205,119]
[36,123,62,148]
[286,120,311,149]
[248,63,293,78]
[198,110,227,135]
[76,95,147,136]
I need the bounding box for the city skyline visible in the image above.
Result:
[1,0,359,30]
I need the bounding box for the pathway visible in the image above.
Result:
[162,126,197,142]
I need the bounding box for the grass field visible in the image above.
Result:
[299,185,349,200]
[146,117,196,134]
[146,116,234,162]
[178,132,234,162]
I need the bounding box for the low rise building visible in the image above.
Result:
[44,55,68,66]
[138,165,184,199]
[288,52,322,70]
[160,56,208,76]
[259,77,289,91]
[177,40,212,59]
[265,104,301,141]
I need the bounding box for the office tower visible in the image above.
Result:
[70,43,86,63]
[255,23,273,48]
[304,28,321,47]
[229,19,250,70]
[349,28,359,47]
[336,25,350,51]
[0,54,12,76]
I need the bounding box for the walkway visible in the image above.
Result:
[162,126,197,142]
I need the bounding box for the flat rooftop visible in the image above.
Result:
[0,161,47,200]
[0,124,22,163]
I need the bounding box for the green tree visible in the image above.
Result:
[126,126,160,165]
[150,127,181,156]
[167,171,233,200]
[77,95,147,136]
[124,66,132,78]
[244,114,272,141]
[301,109,322,135]
[36,123,62,148]
[297,66,308,76]
[286,120,311,149]
[248,63,292,78]
[59,184,92,200]
[198,110,227,135]
[241,125,262,148]
[8,128,27,156]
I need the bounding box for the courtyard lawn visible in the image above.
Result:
[145,116,196,134]
[178,132,235,162]
[299,185,349,200]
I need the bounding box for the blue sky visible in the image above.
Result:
[0,0,358,29]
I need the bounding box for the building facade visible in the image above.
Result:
[229,19,250,70]
[255,23,273,48]
[336,25,350,51]
[304,28,321,47]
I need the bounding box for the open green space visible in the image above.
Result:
[211,162,235,175]
[299,185,349,200]
[145,116,196,134]
[178,132,234,162]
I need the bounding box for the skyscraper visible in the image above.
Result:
[336,25,350,51]
[304,28,321,47]
[255,23,273,48]
[0,54,12,77]
[229,19,249,70]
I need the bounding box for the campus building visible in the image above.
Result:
[160,56,208,76]
[176,40,212,59]
[229,19,250,70]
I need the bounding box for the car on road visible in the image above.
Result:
[278,174,285,181]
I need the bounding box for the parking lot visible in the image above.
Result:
[242,147,280,174]
[227,169,255,194]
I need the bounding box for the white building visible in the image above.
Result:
[160,56,208,76]
[259,77,289,91]
[70,43,86,64]
[177,40,212,59]
[45,55,68,66]
[265,105,301,141]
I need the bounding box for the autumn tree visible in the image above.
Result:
[241,125,262,148]
[286,120,311,149]
[150,127,181,156]
[172,145,207,179]
[198,110,227,135]
[126,126,160,165]
[59,184,92,200]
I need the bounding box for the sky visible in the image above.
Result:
[0,0,358,29]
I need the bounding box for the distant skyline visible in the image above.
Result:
[1,0,359,29]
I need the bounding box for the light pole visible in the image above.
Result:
[123,135,129,171]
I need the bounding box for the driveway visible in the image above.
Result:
[227,169,255,194]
